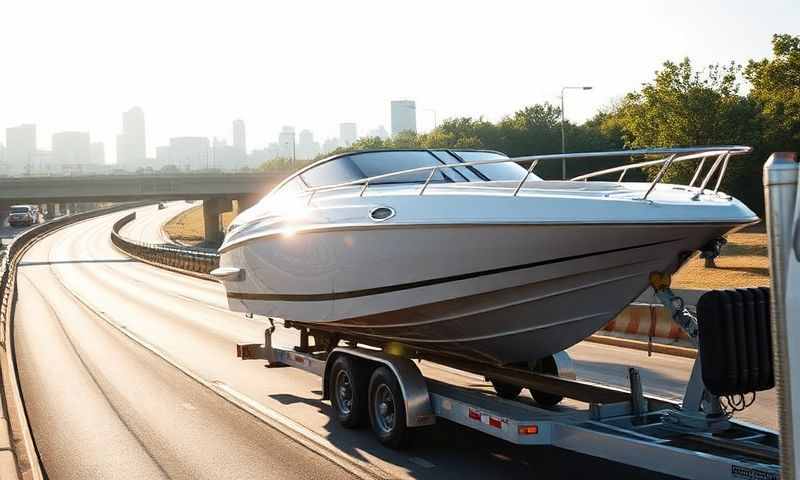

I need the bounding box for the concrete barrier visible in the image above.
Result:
[110,212,220,280]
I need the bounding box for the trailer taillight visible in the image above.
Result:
[518,425,538,435]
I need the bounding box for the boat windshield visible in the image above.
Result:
[452,151,541,181]
[297,149,541,189]
[300,150,453,187]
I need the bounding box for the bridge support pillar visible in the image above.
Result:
[46,203,55,219]
[203,198,225,245]
[235,194,260,216]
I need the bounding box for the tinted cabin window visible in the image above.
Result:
[430,151,480,181]
[300,157,363,187]
[350,151,449,184]
[454,151,542,181]
[10,207,30,214]
[301,151,450,187]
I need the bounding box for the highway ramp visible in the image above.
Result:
[11,205,775,478]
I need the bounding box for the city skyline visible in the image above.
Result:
[1,99,412,171]
[3,1,797,164]
[0,100,425,164]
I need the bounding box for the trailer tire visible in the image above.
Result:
[529,356,564,407]
[329,355,368,428]
[490,379,523,399]
[368,366,411,449]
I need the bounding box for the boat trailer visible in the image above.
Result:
[233,152,800,479]
[236,290,779,480]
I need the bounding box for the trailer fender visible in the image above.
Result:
[551,350,576,380]
[323,347,436,428]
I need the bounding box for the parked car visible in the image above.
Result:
[7,205,37,227]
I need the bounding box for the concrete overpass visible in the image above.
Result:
[0,171,290,243]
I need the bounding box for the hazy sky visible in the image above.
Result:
[1,0,798,162]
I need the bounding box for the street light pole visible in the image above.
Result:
[560,85,593,180]
[284,132,296,165]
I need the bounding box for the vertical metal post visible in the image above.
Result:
[642,154,677,201]
[689,156,707,188]
[713,153,731,193]
[513,160,539,196]
[419,168,438,196]
[560,85,592,180]
[763,151,799,480]
[561,90,566,181]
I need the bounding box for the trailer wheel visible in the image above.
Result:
[329,356,368,428]
[490,379,523,399]
[368,366,410,449]
[529,356,564,407]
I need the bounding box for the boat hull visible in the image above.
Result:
[220,222,743,365]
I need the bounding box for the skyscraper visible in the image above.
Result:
[233,119,246,154]
[391,100,417,136]
[52,131,91,166]
[117,106,146,168]
[278,126,296,159]
[156,146,171,167]
[169,137,210,170]
[297,129,320,160]
[5,124,36,174]
[339,122,357,147]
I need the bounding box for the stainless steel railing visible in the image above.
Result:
[303,146,752,201]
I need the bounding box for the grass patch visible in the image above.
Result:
[673,226,769,290]
[164,204,234,246]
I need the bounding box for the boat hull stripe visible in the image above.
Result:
[226,237,681,302]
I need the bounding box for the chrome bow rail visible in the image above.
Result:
[304,146,752,202]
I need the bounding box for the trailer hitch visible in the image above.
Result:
[648,272,699,343]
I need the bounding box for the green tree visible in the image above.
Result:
[745,34,800,151]
[604,58,763,210]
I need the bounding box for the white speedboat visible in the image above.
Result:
[214,147,757,366]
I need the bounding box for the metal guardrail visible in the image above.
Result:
[110,212,220,275]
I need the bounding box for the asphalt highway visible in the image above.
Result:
[10,204,778,479]
[119,201,196,244]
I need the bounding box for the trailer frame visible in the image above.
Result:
[236,322,780,480]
